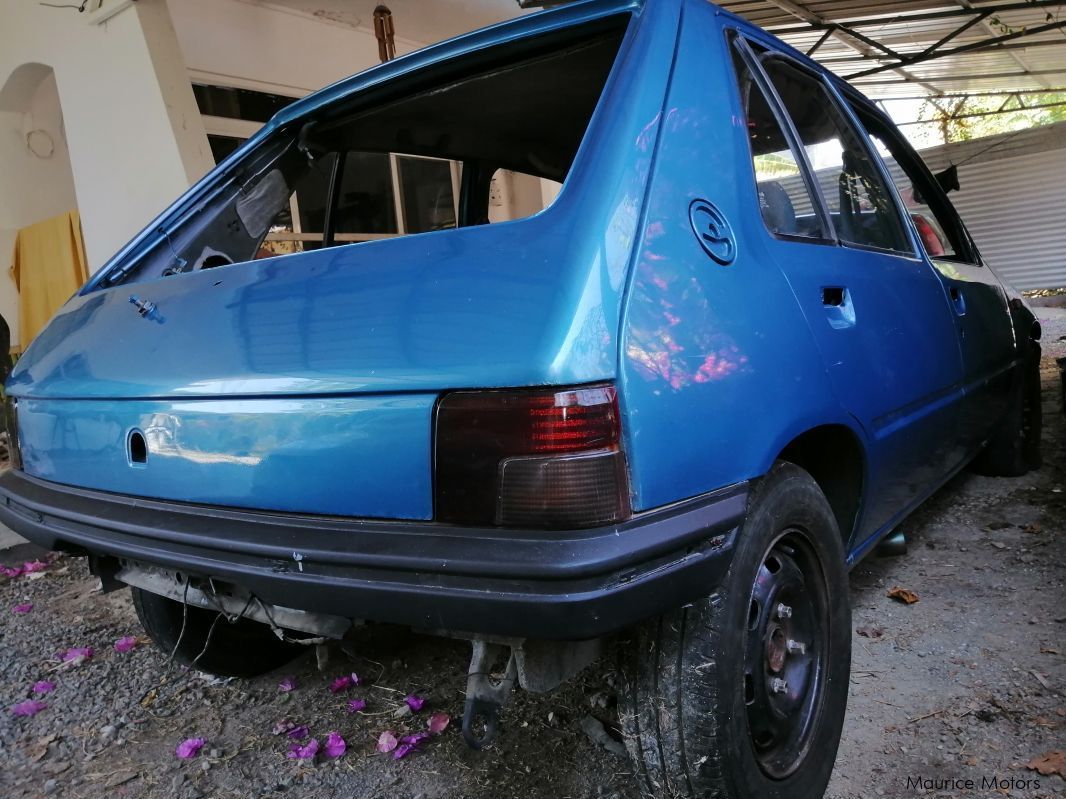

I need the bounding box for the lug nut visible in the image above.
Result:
[775,603,793,620]
[786,639,806,656]
[770,677,789,694]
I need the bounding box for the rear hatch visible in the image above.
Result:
[7,5,673,520]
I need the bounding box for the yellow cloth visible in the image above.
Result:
[9,210,89,347]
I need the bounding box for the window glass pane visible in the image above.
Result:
[207,135,243,166]
[334,152,398,234]
[760,58,911,254]
[193,84,297,123]
[398,157,456,233]
[487,169,559,223]
[866,134,958,259]
[732,51,825,239]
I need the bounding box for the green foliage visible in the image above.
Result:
[918,92,1066,143]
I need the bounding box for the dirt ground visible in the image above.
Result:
[1,311,1064,799]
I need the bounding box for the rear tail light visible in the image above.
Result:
[435,384,630,529]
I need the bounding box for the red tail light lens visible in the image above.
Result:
[435,384,630,529]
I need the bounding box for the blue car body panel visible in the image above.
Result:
[4,0,1029,567]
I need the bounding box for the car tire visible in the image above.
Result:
[132,587,303,678]
[618,462,851,799]
[971,340,1042,477]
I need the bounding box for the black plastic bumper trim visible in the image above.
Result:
[0,470,746,639]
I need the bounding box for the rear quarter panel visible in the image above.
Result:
[617,0,860,512]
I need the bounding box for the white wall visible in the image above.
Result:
[169,0,429,98]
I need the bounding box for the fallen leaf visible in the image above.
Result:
[140,689,157,707]
[1040,646,1059,655]
[580,714,627,757]
[857,625,884,639]
[1025,750,1066,777]
[1022,522,1042,534]
[887,586,919,605]
[28,733,57,762]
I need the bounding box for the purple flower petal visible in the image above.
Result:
[404,694,426,713]
[399,732,431,747]
[271,720,297,736]
[1,565,24,578]
[345,698,367,713]
[393,742,419,760]
[376,730,398,753]
[287,738,320,760]
[59,647,93,665]
[329,675,353,693]
[349,672,361,686]
[175,738,206,759]
[286,724,310,741]
[10,699,47,717]
[428,711,450,734]
[113,636,138,653]
[13,603,33,614]
[277,677,297,693]
[32,680,55,695]
[322,731,346,759]
[22,560,49,573]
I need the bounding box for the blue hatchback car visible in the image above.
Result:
[0,1,1042,796]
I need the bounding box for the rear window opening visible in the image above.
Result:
[103,17,628,287]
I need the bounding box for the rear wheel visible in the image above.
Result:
[972,341,1042,477]
[619,463,851,799]
[132,587,303,678]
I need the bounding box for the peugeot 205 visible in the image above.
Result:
[0,1,1042,796]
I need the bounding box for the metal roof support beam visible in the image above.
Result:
[763,0,937,92]
[770,1,1066,36]
[853,67,1066,86]
[817,37,1066,67]
[845,18,1066,80]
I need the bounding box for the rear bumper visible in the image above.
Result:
[0,470,746,639]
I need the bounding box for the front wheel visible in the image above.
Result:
[619,463,851,799]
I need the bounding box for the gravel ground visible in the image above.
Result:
[1,308,1063,799]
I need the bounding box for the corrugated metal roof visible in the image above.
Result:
[719,0,1066,100]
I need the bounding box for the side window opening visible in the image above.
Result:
[103,17,628,288]
[731,45,828,241]
[854,110,974,264]
[750,47,912,256]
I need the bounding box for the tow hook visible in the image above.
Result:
[461,640,517,749]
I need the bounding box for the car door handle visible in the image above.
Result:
[821,287,855,329]
[822,287,846,307]
[949,285,966,315]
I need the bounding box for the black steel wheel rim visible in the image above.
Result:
[743,529,829,779]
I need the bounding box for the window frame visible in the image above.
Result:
[729,34,837,248]
[729,32,922,261]
[843,97,984,267]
